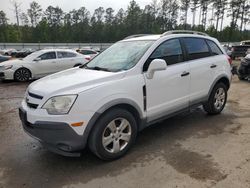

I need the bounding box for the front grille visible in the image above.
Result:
[28,92,43,100]
[27,102,39,109]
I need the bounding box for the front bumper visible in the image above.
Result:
[0,69,14,80]
[0,72,4,79]
[19,107,85,157]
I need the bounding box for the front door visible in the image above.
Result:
[143,39,190,122]
[32,51,58,77]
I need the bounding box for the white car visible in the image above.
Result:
[19,31,232,160]
[0,49,89,81]
[78,48,99,59]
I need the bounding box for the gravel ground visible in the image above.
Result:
[0,63,250,188]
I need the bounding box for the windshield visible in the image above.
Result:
[23,51,41,61]
[83,40,153,72]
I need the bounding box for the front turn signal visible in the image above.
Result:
[71,122,84,127]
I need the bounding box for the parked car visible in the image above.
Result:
[0,49,89,81]
[19,30,232,160]
[77,48,99,59]
[12,48,36,58]
[238,54,250,80]
[0,49,17,56]
[231,41,250,59]
[0,55,11,63]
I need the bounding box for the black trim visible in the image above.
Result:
[28,92,43,100]
[0,72,4,78]
[210,64,217,69]
[19,107,84,157]
[27,102,38,109]
[181,72,190,77]
[143,85,147,111]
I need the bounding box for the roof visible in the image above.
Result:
[122,30,213,42]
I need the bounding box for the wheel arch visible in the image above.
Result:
[208,75,230,98]
[82,99,145,148]
[14,67,32,78]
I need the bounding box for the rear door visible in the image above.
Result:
[56,51,78,71]
[181,37,214,104]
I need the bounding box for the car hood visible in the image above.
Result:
[0,59,23,65]
[28,68,126,97]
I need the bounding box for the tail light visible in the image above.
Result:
[227,56,232,65]
[85,57,91,61]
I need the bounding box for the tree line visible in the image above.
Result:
[0,0,249,43]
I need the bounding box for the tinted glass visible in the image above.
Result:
[207,40,223,55]
[38,52,56,60]
[144,39,183,70]
[57,52,77,58]
[81,50,97,55]
[183,38,210,60]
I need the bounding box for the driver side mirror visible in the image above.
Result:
[34,57,41,62]
[146,59,167,79]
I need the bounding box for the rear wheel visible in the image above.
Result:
[238,75,245,80]
[88,108,137,160]
[203,83,227,115]
[14,68,31,82]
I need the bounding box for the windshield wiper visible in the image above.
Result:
[84,65,112,72]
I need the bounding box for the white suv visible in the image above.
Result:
[19,31,232,160]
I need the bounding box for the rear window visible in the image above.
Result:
[57,51,77,58]
[80,50,97,55]
[206,40,223,55]
[183,38,210,60]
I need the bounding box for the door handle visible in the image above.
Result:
[181,71,190,77]
[210,64,217,68]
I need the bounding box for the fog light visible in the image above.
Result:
[57,144,72,151]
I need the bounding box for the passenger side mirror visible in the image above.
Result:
[146,59,167,79]
[34,57,41,62]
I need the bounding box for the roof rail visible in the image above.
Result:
[161,30,209,37]
[124,34,154,40]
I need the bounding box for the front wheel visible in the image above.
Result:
[14,68,31,82]
[203,83,228,115]
[88,108,137,161]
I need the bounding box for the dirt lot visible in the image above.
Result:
[0,66,250,188]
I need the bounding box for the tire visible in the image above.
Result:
[88,108,137,161]
[203,82,228,115]
[14,68,31,82]
[238,75,245,80]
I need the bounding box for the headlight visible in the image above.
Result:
[4,65,13,70]
[42,95,77,115]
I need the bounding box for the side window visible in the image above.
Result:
[38,52,56,60]
[183,38,210,60]
[57,52,77,58]
[144,39,184,71]
[206,40,223,56]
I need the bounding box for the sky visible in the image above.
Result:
[1,0,149,23]
[1,0,246,29]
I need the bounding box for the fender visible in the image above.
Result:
[80,98,144,149]
[207,74,230,100]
